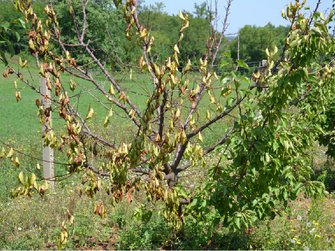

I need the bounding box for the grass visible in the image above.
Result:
[0,54,245,146]
[2,178,335,250]
[257,193,335,250]
[2,57,335,249]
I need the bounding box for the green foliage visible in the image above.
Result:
[137,1,216,63]
[0,0,45,60]
[186,0,335,231]
[0,16,24,65]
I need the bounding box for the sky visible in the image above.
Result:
[140,0,334,34]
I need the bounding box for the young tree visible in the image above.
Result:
[1,0,334,248]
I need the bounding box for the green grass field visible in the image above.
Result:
[0,56,243,148]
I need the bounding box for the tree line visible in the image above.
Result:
[0,0,290,68]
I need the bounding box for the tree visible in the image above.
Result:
[51,0,126,65]
[0,0,47,59]
[137,1,216,63]
[137,2,178,61]
[1,0,334,248]
[229,23,290,62]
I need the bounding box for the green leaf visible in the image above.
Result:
[112,0,121,8]
[220,61,229,69]
[11,30,20,42]
[265,153,270,163]
[251,128,265,137]
[189,197,199,208]
[142,210,153,222]
[296,16,305,23]
[236,59,249,70]
[231,71,237,80]
[254,142,265,151]
[1,21,9,31]
[175,185,188,198]
[221,77,230,85]
[227,97,236,106]
[240,76,251,84]
[223,185,227,196]
[0,52,8,66]
[222,51,231,58]
[273,140,279,151]
[311,27,322,37]
[12,18,26,29]
[0,35,14,57]
[235,216,241,229]
[283,140,290,151]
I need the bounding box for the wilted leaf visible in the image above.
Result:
[85,107,94,120]
[6,147,14,158]
[174,44,180,54]
[0,147,5,158]
[14,156,20,167]
[178,10,185,20]
[127,191,132,203]
[17,171,25,185]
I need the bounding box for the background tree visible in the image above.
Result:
[229,23,290,62]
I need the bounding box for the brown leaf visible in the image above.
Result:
[3,70,8,79]
[180,86,185,95]
[77,152,82,164]
[58,142,64,152]
[188,91,195,102]
[155,133,161,143]
[44,107,51,117]
[35,98,40,108]
[125,23,132,32]
[28,30,37,40]
[131,111,136,120]
[139,56,143,68]
[72,135,80,144]
[127,191,132,203]
[165,75,171,84]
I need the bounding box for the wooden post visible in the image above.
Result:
[40,75,54,188]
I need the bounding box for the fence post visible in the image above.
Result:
[40,75,54,188]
